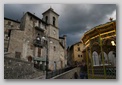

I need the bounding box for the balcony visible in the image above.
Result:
[33,39,43,48]
[35,26,44,32]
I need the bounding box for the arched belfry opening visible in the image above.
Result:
[42,7,59,28]
[53,17,56,26]
[45,16,48,23]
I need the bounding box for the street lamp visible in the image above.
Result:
[111,41,116,46]
[40,36,48,79]
[34,33,42,47]
[33,33,48,77]
[41,36,53,79]
[111,40,116,58]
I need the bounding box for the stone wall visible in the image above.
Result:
[8,30,24,58]
[48,39,60,70]
[4,18,20,52]
[52,67,81,79]
[4,56,45,79]
[4,18,20,30]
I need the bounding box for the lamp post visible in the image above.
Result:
[41,36,48,79]
[41,36,53,79]
[34,33,49,78]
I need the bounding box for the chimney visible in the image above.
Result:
[63,35,67,38]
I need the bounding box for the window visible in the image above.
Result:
[53,30,56,35]
[11,25,14,27]
[8,21,11,25]
[53,17,56,26]
[38,48,41,57]
[78,47,80,51]
[30,17,32,20]
[15,52,21,59]
[45,16,48,23]
[8,30,11,37]
[54,46,56,51]
[78,55,80,57]
[27,55,32,62]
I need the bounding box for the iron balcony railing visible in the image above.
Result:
[33,39,43,48]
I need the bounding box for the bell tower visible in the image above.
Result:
[42,7,60,70]
[42,7,59,40]
[42,7,59,28]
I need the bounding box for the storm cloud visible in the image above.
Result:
[4,4,116,47]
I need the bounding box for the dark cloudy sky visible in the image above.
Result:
[4,4,116,47]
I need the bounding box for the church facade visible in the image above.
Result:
[4,8,67,71]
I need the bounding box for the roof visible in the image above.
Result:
[27,12,48,25]
[59,37,65,39]
[59,35,67,39]
[67,46,70,50]
[59,42,65,49]
[42,8,59,16]
[84,20,116,35]
[69,45,74,50]
[69,41,82,50]
[35,26,44,32]
[72,41,82,46]
[4,17,20,23]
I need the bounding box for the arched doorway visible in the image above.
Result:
[27,55,32,62]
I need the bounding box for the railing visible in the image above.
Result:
[35,26,44,32]
[46,66,75,79]
[88,66,116,79]
[33,39,43,48]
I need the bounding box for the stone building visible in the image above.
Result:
[67,41,84,67]
[4,7,67,71]
[4,17,20,52]
[67,46,73,67]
